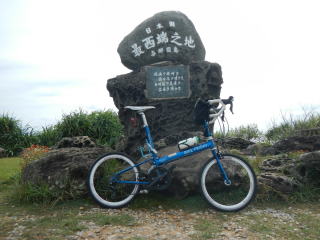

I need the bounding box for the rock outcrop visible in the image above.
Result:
[118,11,205,70]
[54,136,96,149]
[108,61,223,156]
[261,135,320,155]
[257,150,320,197]
[21,146,111,197]
[216,137,255,150]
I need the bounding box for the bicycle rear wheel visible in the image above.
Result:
[200,154,257,212]
[87,153,139,208]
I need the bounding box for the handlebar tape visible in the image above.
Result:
[222,96,234,114]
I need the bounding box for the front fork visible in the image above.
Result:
[211,149,231,185]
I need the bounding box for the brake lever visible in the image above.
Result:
[221,111,225,122]
[230,102,234,114]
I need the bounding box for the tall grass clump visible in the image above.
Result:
[266,109,320,142]
[0,114,34,156]
[215,123,263,142]
[55,109,122,147]
[36,126,61,147]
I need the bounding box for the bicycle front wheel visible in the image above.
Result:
[87,153,140,208]
[200,154,257,212]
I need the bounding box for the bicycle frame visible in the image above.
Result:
[113,115,231,185]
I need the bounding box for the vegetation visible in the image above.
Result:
[0,109,122,157]
[213,108,320,143]
[0,157,22,183]
[0,108,320,239]
[0,114,35,156]
[215,123,263,142]
[266,109,320,142]
[55,109,123,147]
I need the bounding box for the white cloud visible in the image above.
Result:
[0,0,319,131]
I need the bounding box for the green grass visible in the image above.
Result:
[81,213,136,226]
[130,192,209,212]
[192,218,222,239]
[237,205,320,240]
[0,157,22,182]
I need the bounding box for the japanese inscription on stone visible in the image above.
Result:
[131,20,196,58]
[145,65,190,99]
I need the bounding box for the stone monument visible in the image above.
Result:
[108,11,223,157]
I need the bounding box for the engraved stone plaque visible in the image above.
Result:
[145,65,190,99]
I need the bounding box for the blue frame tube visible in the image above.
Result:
[112,141,215,185]
[211,149,231,183]
[144,126,154,148]
[155,140,214,166]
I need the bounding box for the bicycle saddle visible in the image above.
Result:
[124,106,155,112]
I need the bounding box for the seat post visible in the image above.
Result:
[138,111,148,127]
[138,111,156,153]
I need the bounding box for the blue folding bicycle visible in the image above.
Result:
[87,97,257,212]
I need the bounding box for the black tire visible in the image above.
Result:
[200,154,257,212]
[87,152,140,208]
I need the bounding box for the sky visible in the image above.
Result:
[0,0,320,131]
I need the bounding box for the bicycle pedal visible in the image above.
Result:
[139,190,149,194]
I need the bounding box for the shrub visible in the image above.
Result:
[36,126,61,147]
[55,109,122,147]
[0,114,34,156]
[215,123,263,142]
[266,109,320,142]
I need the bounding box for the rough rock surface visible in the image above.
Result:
[148,145,212,199]
[54,136,96,149]
[261,135,320,155]
[216,137,255,150]
[257,150,320,195]
[22,147,110,195]
[118,11,206,70]
[242,143,271,155]
[108,61,223,155]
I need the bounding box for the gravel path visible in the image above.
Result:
[2,203,320,240]
[72,205,319,240]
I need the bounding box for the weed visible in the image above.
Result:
[289,184,320,203]
[192,219,221,240]
[81,213,136,226]
[130,193,208,212]
[266,108,320,142]
[215,123,263,142]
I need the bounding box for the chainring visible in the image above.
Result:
[147,167,172,191]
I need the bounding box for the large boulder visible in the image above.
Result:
[257,150,320,197]
[118,11,206,70]
[140,144,249,199]
[21,146,111,196]
[152,145,212,199]
[107,61,223,156]
[296,150,320,185]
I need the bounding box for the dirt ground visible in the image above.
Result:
[2,201,320,240]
